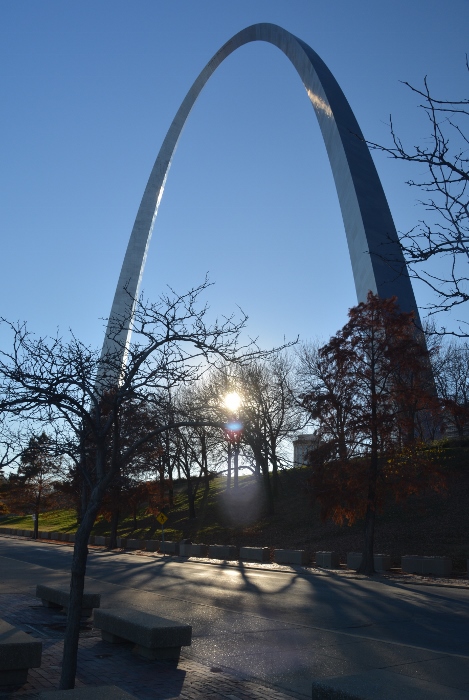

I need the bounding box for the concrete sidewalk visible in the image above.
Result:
[0,593,303,700]
[1,590,468,700]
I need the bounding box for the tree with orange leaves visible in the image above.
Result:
[302,293,441,575]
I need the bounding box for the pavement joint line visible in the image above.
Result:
[2,546,469,661]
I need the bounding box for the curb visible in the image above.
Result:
[1,532,468,590]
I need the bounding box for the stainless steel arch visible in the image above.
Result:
[101,22,419,368]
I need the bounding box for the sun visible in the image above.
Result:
[223,391,242,413]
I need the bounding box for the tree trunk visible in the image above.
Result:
[159,456,165,504]
[359,370,378,576]
[255,456,261,479]
[260,455,274,515]
[78,477,87,526]
[271,453,279,498]
[187,476,196,519]
[168,468,174,508]
[359,496,376,575]
[109,508,120,549]
[166,434,174,507]
[233,444,239,489]
[34,510,39,540]
[227,443,232,490]
[60,495,100,689]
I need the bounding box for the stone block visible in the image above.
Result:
[421,556,452,576]
[94,536,109,546]
[39,686,139,699]
[50,532,60,541]
[240,546,270,563]
[116,537,126,548]
[94,608,192,661]
[36,585,100,617]
[178,543,209,557]
[374,554,392,571]
[401,555,423,574]
[39,531,50,539]
[347,552,392,571]
[178,542,191,557]
[274,549,308,566]
[126,539,145,550]
[208,544,237,560]
[145,540,160,552]
[160,541,179,555]
[68,533,75,543]
[0,619,42,687]
[315,551,340,569]
[346,552,362,570]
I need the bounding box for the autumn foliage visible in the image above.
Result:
[302,293,443,574]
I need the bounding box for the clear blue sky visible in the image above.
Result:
[1,0,468,353]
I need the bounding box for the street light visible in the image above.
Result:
[223,391,243,490]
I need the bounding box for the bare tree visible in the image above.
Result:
[368,61,469,334]
[0,280,256,689]
[433,340,469,437]
[297,341,361,462]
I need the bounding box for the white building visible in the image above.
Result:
[292,433,320,466]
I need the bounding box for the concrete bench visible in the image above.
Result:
[273,549,308,565]
[93,608,192,661]
[38,686,138,699]
[126,539,145,550]
[0,619,42,686]
[315,551,340,569]
[240,546,270,563]
[36,585,100,618]
[347,552,391,571]
[178,542,209,557]
[208,544,237,560]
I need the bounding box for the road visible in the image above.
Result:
[1,536,468,698]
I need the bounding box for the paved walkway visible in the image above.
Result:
[0,593,303,700]
[1,535,469,699]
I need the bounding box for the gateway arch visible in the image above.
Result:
[101,23,419,367]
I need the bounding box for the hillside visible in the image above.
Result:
[2,439,468,572]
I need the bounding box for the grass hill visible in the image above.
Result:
[2,439,468,572]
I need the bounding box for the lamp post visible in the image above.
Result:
[223,392,242,490]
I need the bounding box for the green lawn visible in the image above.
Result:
[1,509,78,532]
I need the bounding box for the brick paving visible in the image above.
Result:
[0,594,303,700]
